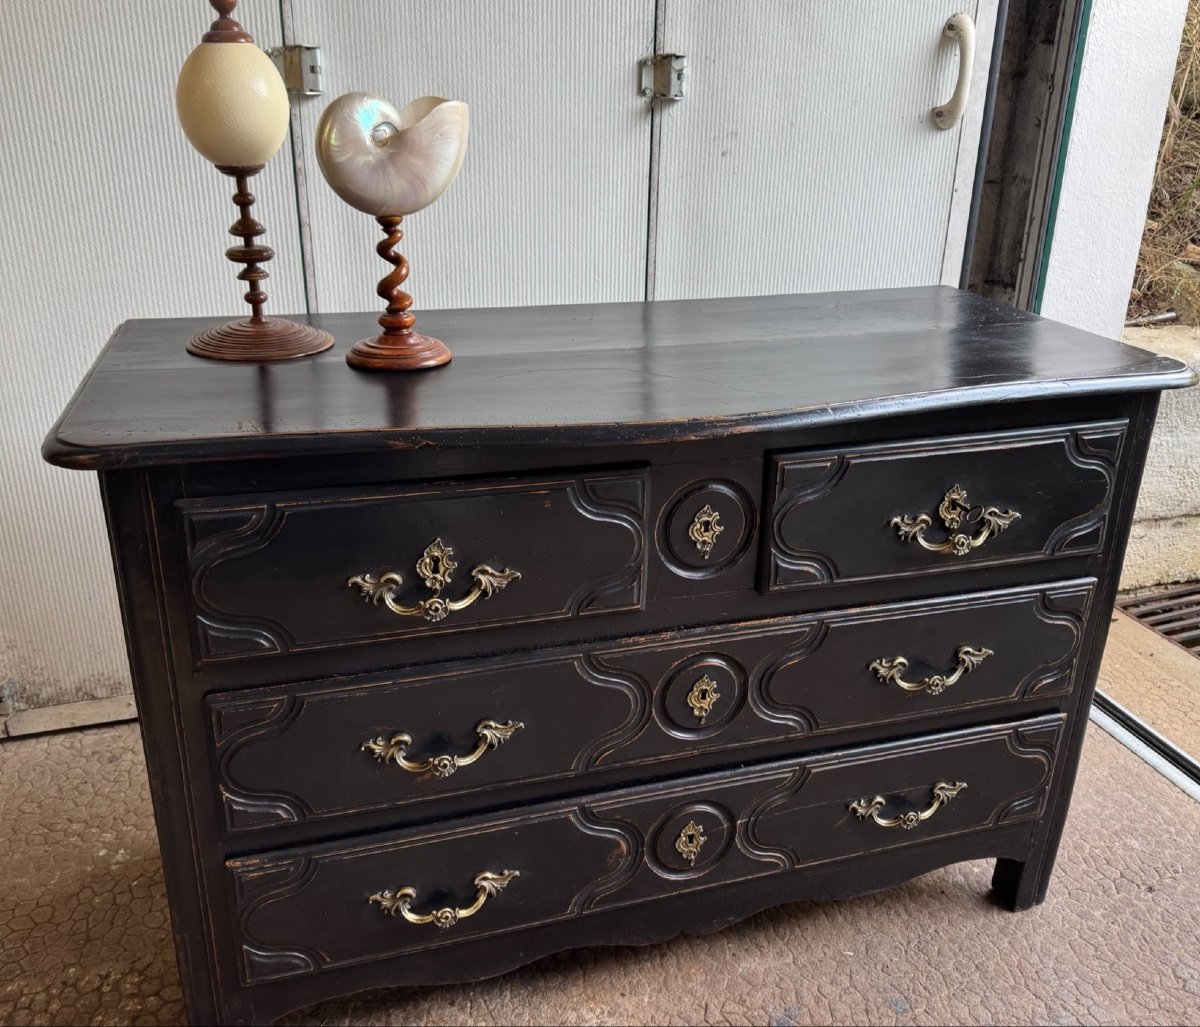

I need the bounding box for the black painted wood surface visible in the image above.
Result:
[209,579,1092,837]
[43,288,1194,1025]
[766,421,1125,590]
[180,469,647,662]
[44,287,1193,469]
[228,715,1064,985]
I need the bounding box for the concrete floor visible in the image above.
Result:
[2,621,1200,1026]
[1102,609,1200,758]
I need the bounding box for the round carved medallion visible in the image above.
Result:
[659,480,755,577]
[659,653,745,737]
[649,801,735,877]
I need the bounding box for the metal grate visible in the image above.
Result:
[1118,581,1200,653]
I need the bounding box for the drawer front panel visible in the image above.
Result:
[764,421,1125,592]
[228,715,1064,984]
[180,470,647,662]
[210,580,1091,833]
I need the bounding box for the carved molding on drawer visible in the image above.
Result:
[569,807,644,911]
[179,470,649,663]
[564,475,648,616]
[185,505,296,660]
[232,858,323,984]
[211,697,309,831]
[572,656,653,771]
[211,697,293,747]
[231,807,643,978]
[1041,426,1125,556]
[227,716,1066,982]
[240,944,318,983]
[994,721,1063,824]
[752,583,1091,735]
[765,422,1126,593]
[1020,586,1092,700]
[764,456,846,588]
[740,767,812,871]
[210,655,651,833]
[219,788,303,832]
[744,720,1064,867]
[209,582,1093,835]
[750,625,829,734]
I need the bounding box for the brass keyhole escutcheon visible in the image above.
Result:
[675,820,707,865]
[686,674,720,724]
[688,504,724,558]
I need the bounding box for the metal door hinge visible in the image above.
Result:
[268,44,324,97]
[640,53,686,101]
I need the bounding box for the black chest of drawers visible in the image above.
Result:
[44,287,1195,1025]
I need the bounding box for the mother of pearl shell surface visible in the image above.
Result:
[315,93,470,216]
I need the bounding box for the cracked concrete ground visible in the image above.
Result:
[1102,610,1200,760]
[3,628,1200,1025]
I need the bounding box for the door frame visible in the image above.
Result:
[966,0,1092,308]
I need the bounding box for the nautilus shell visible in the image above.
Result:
[315,93,469,216]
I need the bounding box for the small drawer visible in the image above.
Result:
[209,579,1092,833]
[763,421,1125,592]
[227,714,1064,985]
[179,468,647,663]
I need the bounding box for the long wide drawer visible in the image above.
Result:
[764,421,1125,591]
[179,468,648,663]
[209,579,1092,833]
[227,714,1065,985]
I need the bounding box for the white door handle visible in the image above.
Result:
[932,12,976,130]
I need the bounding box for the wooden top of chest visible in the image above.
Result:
[43,286,1195,470]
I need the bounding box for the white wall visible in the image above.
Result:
[1039,0,1188,338]
[0,4,307,713]
[0,0,1185,716]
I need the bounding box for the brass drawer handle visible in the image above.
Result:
[890,485,1019,556]
[369,869,519,929]
[850,780,967,830]
[361,719,524,778]
[869,645,993,695]
[348,537,520,623]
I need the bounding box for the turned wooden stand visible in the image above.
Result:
[346,215,452,372]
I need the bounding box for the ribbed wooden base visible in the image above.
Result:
[346,332,453,372]
[186,317,334,362]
